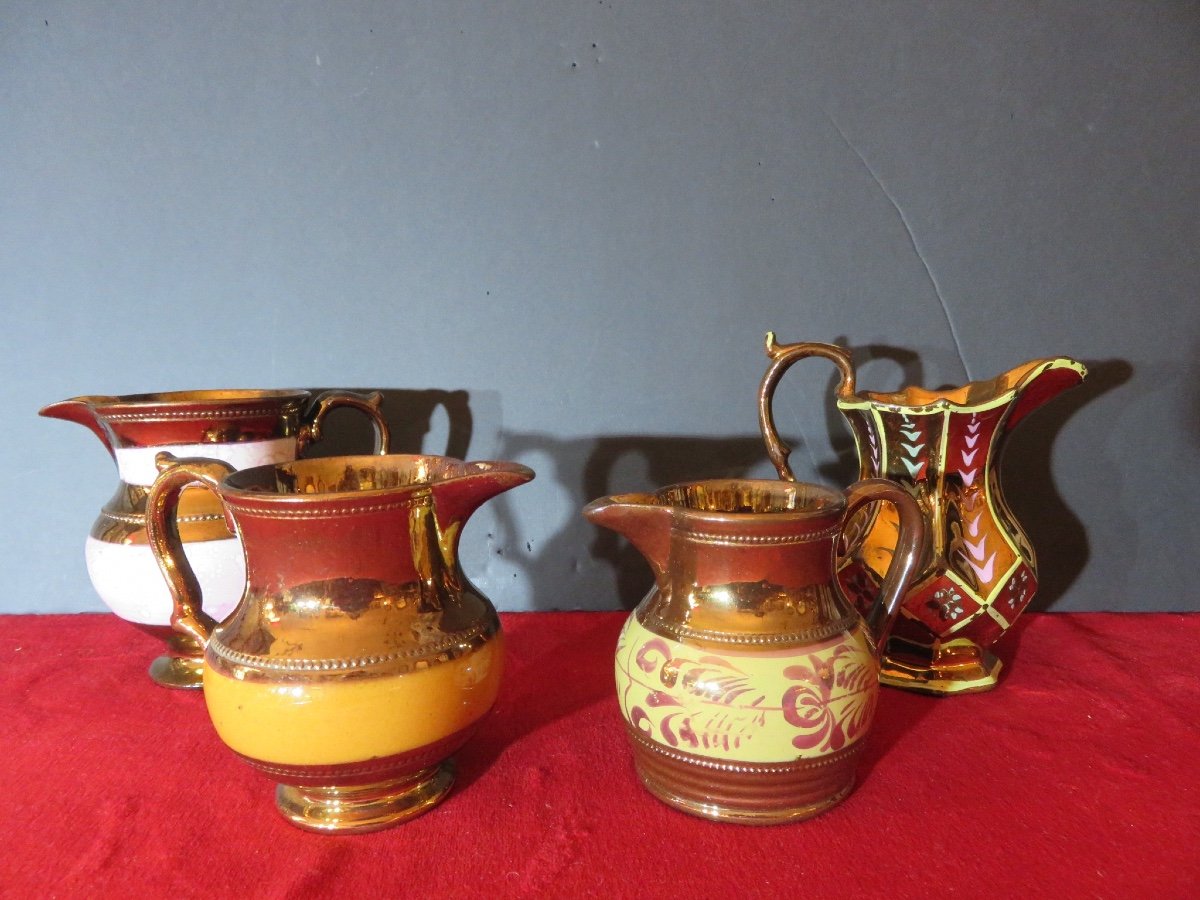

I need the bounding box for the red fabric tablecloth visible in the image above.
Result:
[0,612,1196,898]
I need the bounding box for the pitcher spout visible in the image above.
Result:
[434,460,536,523]
[1001,357,1087,434]
[582,495,673,581]
[38,397,115,457]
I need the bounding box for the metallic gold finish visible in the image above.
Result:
[39,389,391,689]
[759,334,1086,694]
[145,632,206,688]
[627,725,861,825]
[585,476,923,823]
[275,763,456,834]
[146,453,533,832]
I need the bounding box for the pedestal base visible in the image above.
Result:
[147,632,205,690]
[880,637,1003,695]
[274,761,456,833]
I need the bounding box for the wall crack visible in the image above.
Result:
[823,110,972,382]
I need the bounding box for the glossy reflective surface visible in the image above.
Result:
[585,476,923,823]
[39,389,391,688]
[759,334,1086,693]
[147,453,533,832]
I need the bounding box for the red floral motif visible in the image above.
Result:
[627,634,877,758]
[781,646,876,752]
[629,639,765,754]
[635,638,672,674]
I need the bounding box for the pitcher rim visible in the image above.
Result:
[837,357,1086,412]
[218,453,535,502]
[604,477,847,523]
[47,389,313,410]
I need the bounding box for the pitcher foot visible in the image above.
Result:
[274,761,456,833]
[880,638,1002,695]
[147,632,206,690]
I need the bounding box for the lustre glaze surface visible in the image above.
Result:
[759,335,1086,694]
[585,476,923,823]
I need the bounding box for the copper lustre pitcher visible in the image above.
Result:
[584,477,923,824]
[146,452,534,833]
[758,334,1086,694]
[39,389,390,689]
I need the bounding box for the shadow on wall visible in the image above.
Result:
[301,387,782,611]
[1002,358,1132,612]
[299,356,1121,616]
[492,432,776,611]
[818,339,927,486]
[300,388,474,458]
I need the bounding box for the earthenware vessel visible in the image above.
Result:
[758,334,1086,694]
[584,476,923,824]
[40,390,390,689]
[146,452,533,833]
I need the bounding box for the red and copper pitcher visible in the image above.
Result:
[584,477,923,824]
[146,452,534,832]
[39,389,389,688]
[759,335,1086,693]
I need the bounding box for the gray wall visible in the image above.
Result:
[4,1,1197,614]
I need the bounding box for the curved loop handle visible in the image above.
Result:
[145,452,239,649]
[298,390,391,456]
[758,333,856,482]
[842,478,925,656]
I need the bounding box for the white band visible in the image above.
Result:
[85,535,246,626]
[115,437,296,486]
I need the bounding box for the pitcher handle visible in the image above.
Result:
[843,478,925,655]
[298,390,391,455]
[145,453,239,649]
[758,333,856,481]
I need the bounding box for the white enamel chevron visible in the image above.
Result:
[965,434,980,449]
[961,448,979,467]
[967,513,982,537]
[964,535,988,561]
[901,442,924,457]
[900,457,925,478]
[967,420,982,435]
[961,468,978,486]
[966,552,997,583]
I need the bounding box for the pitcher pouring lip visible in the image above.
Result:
[38,390,318,457]
[38,397,116,457]
[219,454,535,508]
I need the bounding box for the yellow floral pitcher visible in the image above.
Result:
[585,477,923,823]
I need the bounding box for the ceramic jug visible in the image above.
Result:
[39,389,390,689]
[584,477,923,824]
[758,334,1086,694]
[146,452,534,833]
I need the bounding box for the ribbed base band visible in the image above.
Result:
[626,725,861,825]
